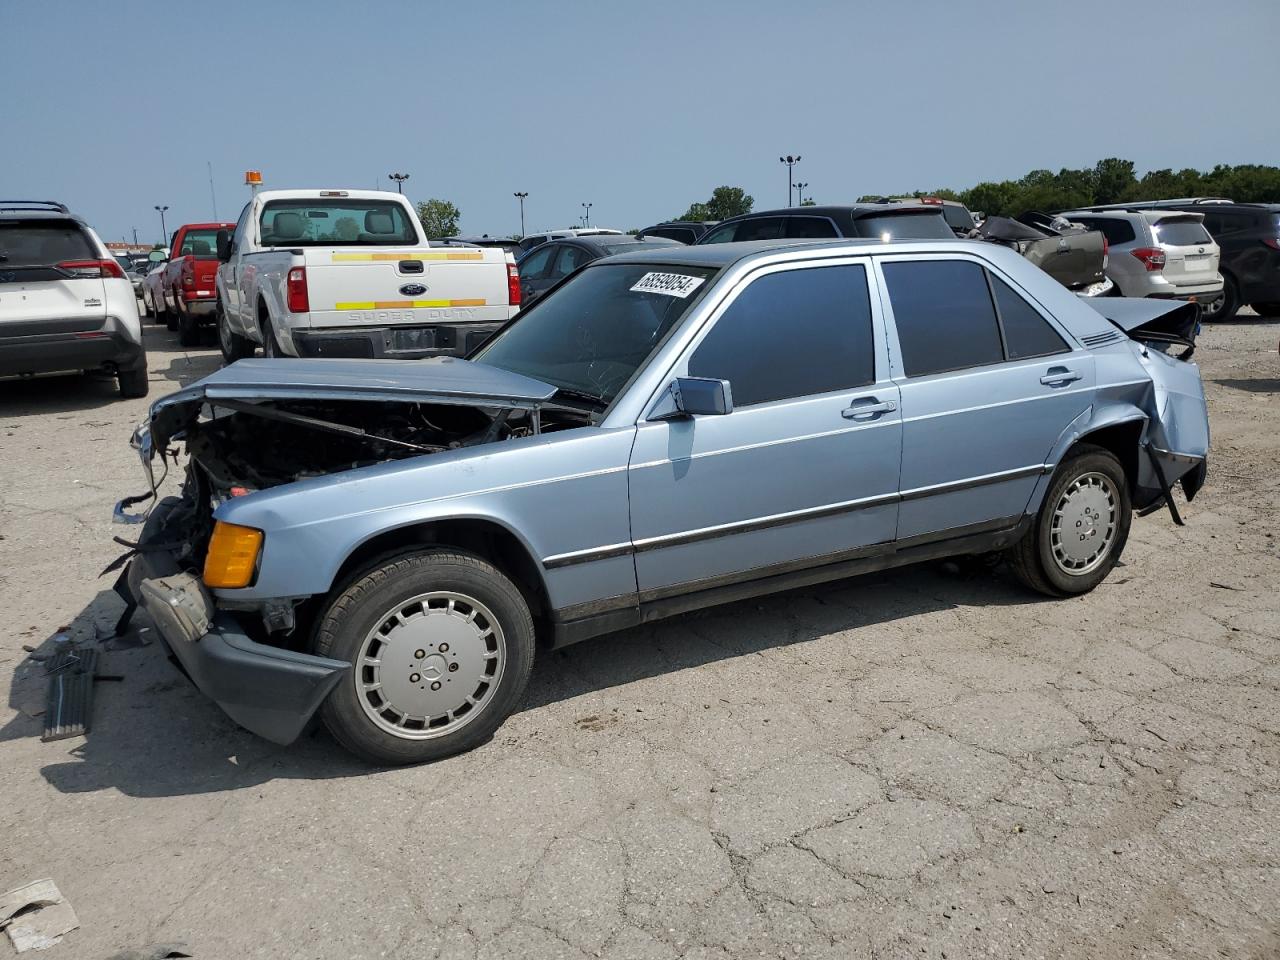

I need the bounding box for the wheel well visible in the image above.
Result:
[1074,420,1143,494]
[330,519,551,623]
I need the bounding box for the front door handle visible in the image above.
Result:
[842,397,897,420]
[1040,366,1082,387]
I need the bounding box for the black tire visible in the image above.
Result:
[1247,301,1280,317]
[1007,444,1131,597]
[261,312,287,357]
[177,302,201,347]
[217,301,255,363]
[117,362,149,398]
[314,549,536,765]
[1201,273,1238,322]
[159,299,177,331]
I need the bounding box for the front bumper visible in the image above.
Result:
[291,322,505,359]
[0,315,144,378]
[123,497,348,745]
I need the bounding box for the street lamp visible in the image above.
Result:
[794,181,809,206]
[513,192,528,237]
[388,172,410,194]
[581,202,592,228]
[779,155,802,207]
[154,205,169,244]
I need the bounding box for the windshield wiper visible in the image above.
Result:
[553,386,608,409]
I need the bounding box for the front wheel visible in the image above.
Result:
[314,549,536,765]
[1006,445,1131,597]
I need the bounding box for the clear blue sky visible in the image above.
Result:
[3,0,1277,243]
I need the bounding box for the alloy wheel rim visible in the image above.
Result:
[1050,472,1118,576]
[355,591,506,740]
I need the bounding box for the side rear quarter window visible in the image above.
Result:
[689,264,875,407]
[882,260,1004,377]
[989,275,1069,360]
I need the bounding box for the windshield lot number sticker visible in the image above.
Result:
[630,272,705,298]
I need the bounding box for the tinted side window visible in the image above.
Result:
[786,217,840,239]
[700,222,737,244]
[688,265,874,407]
[990,275,1069,360]
[550,245,589,278]
[882,260,1004,377]
[1077,217,1136,245]
[732,217,787,242]
[517,244,555,279]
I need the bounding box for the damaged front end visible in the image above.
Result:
[110,357,578,743]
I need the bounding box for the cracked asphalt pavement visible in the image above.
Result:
[1,314,1278,959]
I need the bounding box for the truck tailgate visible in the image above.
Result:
[303,248,512,330]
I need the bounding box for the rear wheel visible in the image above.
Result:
[1201,274,1238,322]
[314,549,536,765]
[117,362,149,399]
[177,302,201,347]
[1007,445,1131,597]
[217,301,255,363]
[261,314,284,357]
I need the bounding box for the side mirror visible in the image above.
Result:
[653,377,733,420]
[216,229,232,262]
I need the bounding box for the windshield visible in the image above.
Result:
[259,199,418,246]
[474,262,716,406]
[857,212,954,240]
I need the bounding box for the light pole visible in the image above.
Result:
[388,172,410,194]
[154,205,169,244]
[581,202,592,228]
[779,155,801,206]
[513,192,528,237]
[794,181,809,206]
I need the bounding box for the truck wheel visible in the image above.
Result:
[177,304,201,347]
[117,361,149,399]
[261,316,284,357]
[1006,444,1131,598]
[159,298,177,331]
[217,302,255,363]
[314,549,536,765]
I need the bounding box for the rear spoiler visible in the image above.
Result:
[1083,298,1200,358]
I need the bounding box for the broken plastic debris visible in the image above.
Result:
[0,879,79,953]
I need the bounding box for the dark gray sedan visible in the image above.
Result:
[516,234,680,305]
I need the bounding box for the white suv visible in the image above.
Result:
[1062,208,1223,306]
[0,201,148,397]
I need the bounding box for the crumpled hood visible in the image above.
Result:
[147,357,557,448]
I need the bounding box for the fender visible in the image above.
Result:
[1024,402,1149,516]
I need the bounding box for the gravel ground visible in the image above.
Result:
[1,311,1277,959]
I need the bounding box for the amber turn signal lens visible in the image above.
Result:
[203,521,264,588]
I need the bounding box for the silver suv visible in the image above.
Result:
[0,201,148,397]
[1062,209,1223,306]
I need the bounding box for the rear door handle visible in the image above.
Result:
[1040,366,1082,387]
[842,397,897,421]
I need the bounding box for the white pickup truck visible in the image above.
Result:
[213,189,520,362]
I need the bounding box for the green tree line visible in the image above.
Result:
[891,159,1280,217]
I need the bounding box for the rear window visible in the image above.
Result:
[259,199,418,246]
[178,229,222,256]
[941,204,975,231]
[856,212,954,240]
[1153,218,1212,247]
[0,220,95,266]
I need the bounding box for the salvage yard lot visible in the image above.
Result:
[1,316,1278,959]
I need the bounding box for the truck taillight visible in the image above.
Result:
[1130,247,1166,272]
[507,262,521,306]
[286,267,309,313]
[58,259,125,279]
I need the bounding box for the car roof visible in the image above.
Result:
[597,236,984,268]
[715,203,940,224]
[569,235,680,250]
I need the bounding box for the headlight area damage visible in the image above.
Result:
[108,357,585,744]
[1086,297,1209,522]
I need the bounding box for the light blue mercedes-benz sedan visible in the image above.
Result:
[115,237,1209,763]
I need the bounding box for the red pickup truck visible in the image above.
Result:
[159,221,235,345]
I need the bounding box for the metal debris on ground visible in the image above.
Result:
[0,879,79,953]
[42,646,99,741]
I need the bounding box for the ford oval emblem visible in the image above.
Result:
[399,283,427,296]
